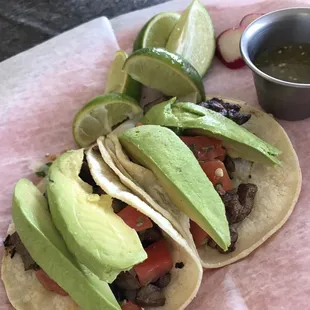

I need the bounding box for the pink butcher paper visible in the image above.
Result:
[1,0,310,309]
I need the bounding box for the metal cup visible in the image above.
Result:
[240,8,310,121]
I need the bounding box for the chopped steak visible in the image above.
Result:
[221,191,243,224]
[114,270,141,290]
[227,109,252,125]
[153,273,171,288]
[207,226,239,254]
[175,262,184,269]
[3,234,11,247]
[200,98,225,113]
[92,185,105,195]
[109,283,124,302]
[4,232,40,271]
[207,238,217,249]
[124,289,137,302]
[238,183,258,214]
[221,183,258,224]
[136,284,165,307]
[78,155,107,195]
[215,183,226,195]
[78,157,97,188]
[139,226,162,247]
[199,98,251,125]
[224,155,236,178]
[112,199,127,213]
[208,183,257,254]
[219,226,239,253]
[228,226,239,252]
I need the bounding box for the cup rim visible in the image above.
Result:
[240,7,310,88]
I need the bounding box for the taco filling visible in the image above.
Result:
[95,96,300,269]
[79,155,174,308]
[2,148,202,310]
[4,232,69,297]
[179,134,258,253]
[3,207,174,309]
[119,97,271,255]
[177,98,257,252]
[135,97,259,254]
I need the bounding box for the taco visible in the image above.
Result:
[1,148,202,310]
[95,96,301,268]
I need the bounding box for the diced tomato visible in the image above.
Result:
[122,301,141,310]
[134,239,173,286]
[117,206,153,232]
[190,220,209,248]
[35,269,68,296]
[180,136,226,162]
[200,160,232,191]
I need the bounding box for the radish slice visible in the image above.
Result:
[240,13,264,27]
[216,27,246,70]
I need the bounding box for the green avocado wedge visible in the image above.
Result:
[12,178,121,310]
[47,149,147,283]
[141,98,281,165]
[120,125,230,251]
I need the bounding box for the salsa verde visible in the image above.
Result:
[254,43,310,83]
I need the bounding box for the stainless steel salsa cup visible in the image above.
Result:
[240,7,310,121]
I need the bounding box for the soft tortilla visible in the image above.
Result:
[103,135,197,253]
[2,156,202,310]
[1,178,80,310]
[86,146,203,310]
[97,98,302,268]
[1,223,79,310]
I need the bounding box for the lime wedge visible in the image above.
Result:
[166,0,215,76]
[123,47,205,102]
[104,50,141,101]
[133,12,180,50]
[73,93,142,147]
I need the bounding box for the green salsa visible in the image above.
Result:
[254,43,310,83]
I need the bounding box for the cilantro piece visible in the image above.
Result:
[35,162,53,178]
[36,170,47,177]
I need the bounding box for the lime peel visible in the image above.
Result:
[166,0,216,76]
[104,50,141,102]
[73,93,142,147]
[134,12,181,50]
[123,47,205,102]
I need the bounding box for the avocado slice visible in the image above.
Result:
[141,98,281,165]
[47,149,147,283]
[119,125,230,251]
[12,178,121,310]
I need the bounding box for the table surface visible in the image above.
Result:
[0,0,168,62]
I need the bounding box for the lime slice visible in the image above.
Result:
[104,50,141,101]
[166,0,215,77]
[123,47,205,102]
[133,12,180,50]
[73,93,142,147]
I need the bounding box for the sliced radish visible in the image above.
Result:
[216,27,245,69]
[240,13,264,27]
